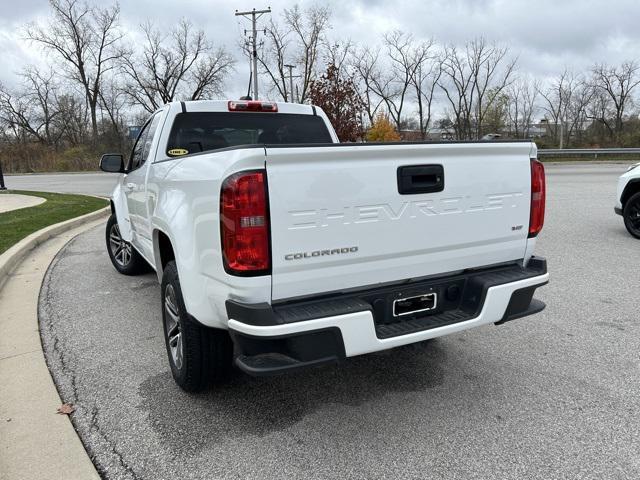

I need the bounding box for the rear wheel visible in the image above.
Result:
[161,261,233,392]
[623,192,640,239]
[105,214,147,275]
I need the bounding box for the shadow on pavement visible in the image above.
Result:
[139,339,446,446]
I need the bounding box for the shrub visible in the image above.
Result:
[366,112,401,142]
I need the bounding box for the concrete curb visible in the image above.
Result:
[0,216,108,480]
[0,206,110,291]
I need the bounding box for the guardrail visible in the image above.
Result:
[538,148,640,158]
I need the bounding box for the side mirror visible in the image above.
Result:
[99,154,125,173]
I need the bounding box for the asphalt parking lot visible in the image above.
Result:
[5,172,118,197]
[38,164,640,480]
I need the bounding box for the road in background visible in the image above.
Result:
[39,164,640,479]
[5,172,119,197]
[3,162,632,198]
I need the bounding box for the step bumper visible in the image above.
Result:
[227,259,549,376]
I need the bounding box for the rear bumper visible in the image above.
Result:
[227,258,548,375]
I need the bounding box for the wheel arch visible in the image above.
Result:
[109,183,133,242]
[621,178,640,209]
[152,228,176,281]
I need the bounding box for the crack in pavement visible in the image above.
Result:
[38,233,142,480]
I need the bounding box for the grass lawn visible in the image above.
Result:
[0,190,107,254]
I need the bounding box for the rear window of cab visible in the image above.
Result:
[165,112,333,157]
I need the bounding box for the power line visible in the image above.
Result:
[235,7,271,100]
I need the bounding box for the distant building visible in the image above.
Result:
[426,126,455,141]
[396,125,456,141]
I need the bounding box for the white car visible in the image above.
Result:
[615,163,640,238]
[100,99,549,391]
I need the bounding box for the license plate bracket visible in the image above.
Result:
[392,292,438,317]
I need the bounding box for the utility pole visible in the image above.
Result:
[235,7,271,100]
[283,64,298,103]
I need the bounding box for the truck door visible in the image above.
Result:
[124,112,162,260]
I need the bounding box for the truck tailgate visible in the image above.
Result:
[266,142,533,301]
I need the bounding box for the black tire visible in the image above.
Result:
[161,261,233,392]
[623,192,640,239]
[105,214,148,275]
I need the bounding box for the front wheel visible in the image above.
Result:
[161,261,233,392]
[623,192,640,239]
[105,214,147,275]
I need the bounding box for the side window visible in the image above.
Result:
[140,113,162,167]
[128,113,162,171]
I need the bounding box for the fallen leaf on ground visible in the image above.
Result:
[57,403,76,415]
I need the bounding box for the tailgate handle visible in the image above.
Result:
[397,165,444,194]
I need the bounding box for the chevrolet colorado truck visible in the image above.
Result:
[614,162,640,238]
[100,99,549,392]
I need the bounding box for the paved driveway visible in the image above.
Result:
[39,164,640,479]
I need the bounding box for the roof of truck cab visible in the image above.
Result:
[177,100,317,115]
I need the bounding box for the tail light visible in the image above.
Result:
[529,159,546,237]
[220,170,270,275]
[228,101,278,112]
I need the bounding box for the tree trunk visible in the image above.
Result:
[90,102,98,144]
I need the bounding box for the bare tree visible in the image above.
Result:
[586,86,614,139]
[439,44,473,139]
[507,76,539,138]
[410,39,441,139]
[379,31,417,131]
[323,40,354,79]
[98,78,128,146]
[539,70,593,147]
[350,46,386,125]
[470,39,517,138]
[286,5,330,102]
[0,68,65,145]
[27,0,124,143]
[57,93,90,146]
[190,47,236,100]
[538,70,570,144]
[259,5,330,102]
[565,80,594,145]
[256,19,291,101]
[591,61,640,141]
[121,20,234,113]
[439,38,516,139]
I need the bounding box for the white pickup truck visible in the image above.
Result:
[100,99,549,392]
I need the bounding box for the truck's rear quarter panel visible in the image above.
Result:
[266,142,534,300]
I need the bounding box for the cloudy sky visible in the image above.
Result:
[1,0,640,104]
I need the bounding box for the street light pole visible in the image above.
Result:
[284,64,296,103]
[235,7,271,100]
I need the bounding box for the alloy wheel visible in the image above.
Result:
[164,284,183,370]
[108,223,132,267]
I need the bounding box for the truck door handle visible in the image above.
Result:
[397,165,444,194]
